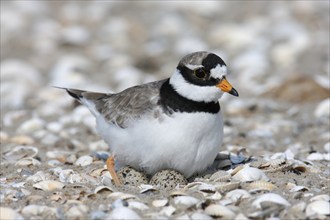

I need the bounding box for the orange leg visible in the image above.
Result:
[106,156,121,186]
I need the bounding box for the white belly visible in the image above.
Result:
[96,112,223,177]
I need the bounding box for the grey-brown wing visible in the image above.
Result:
[93,80,166,127]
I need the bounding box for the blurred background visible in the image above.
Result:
[1,1,329,107]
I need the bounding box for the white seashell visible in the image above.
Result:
[204,204,236,219]
[160,205,176,217]
[287,183,309,192]
[306,200,330,216]
[225,189,251,202]
[18,118,45,133]
[106,207,141,219]
[94,185,114,194]
[139,184,158,194]
[197,183,216,193]
[190,212,213,220]
[169,190,188,197]
[26,171,49,182]
[0,207,24,220]
[215,182,240,193]
[310,194,330,202]
[33,180,65,191]
[314,98,330,119]
[173,195,199,208]
[74,155,93,166]
[15,157,41,166]
[21,205,56,217]
[108,192,138,200]
[128,201,149,211]
[207,191,222,200]
[252,193,290,209]
[232,166,269,182]
[235,213,249,220]
[152,199,168,207]
[209,170,231,182]
[4,145,38,160]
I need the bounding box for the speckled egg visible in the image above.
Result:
[117,166,148,186]
[150,169,187,190]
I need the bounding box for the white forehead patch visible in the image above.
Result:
[210,64,227,79]
[186,64,204,70]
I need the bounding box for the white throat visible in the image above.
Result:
[169,69,223,102]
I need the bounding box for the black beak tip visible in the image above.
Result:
[229,88,239,97]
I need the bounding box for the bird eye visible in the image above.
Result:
[194,68,207,79]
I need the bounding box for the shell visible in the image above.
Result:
[106,207,141,219]
[94,185,114,194]
[3,145,38,161]
[310,194,330,202]
[209,170,231,182]
[108,192,138,200]
[128,201,149,211]
[173,195,199,208]
[139,184,158,194]
[169,190,188,197]
[33,180,65,191]
[15,157,41,166]
[286,182,309,192]
[225,189,251,202]
[152,199,169,207]
[232,166,269,182]
[26,171,49,182]
[204,204,236,219]
[247,180,277,192]
[206,191,223,200]
[215,182,240,193]
[0,207,24,220]
[74,155,93,166]
[252,193,290,209]
[306,200,330,217]
[160,205,176,217]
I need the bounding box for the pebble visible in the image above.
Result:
[74,155,93,167]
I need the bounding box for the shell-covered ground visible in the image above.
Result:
[1,1,329,219]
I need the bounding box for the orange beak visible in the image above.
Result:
[216,78,239,97]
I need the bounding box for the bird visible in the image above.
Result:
[61,51,238,186]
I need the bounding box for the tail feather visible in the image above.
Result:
[54,86,108,117]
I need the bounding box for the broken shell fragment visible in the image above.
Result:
[173,195,199,208]
[247,180,277,192]
[252,193,290,209]
[94,185,114,194]
[33,180,65,191]
[232,166,269,182]
[204,204,236,219]
[306,200,330,217]
[152,199,168,207]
